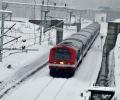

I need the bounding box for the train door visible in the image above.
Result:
[77,49,81,61]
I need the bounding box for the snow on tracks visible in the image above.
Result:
[0,52,49,98]
[34,78,68,100]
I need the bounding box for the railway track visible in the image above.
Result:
[34,78,54,100]
[34,78,68,100]
[0,61,48,98]
[2,32,105,100]
[2,64,69,100]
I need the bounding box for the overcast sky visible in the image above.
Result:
[0,0,120,10]
[63,0,119,9]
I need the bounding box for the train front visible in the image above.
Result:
[49,45,76,77]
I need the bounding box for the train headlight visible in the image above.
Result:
[54,62,56,64]
[60,62,64,64]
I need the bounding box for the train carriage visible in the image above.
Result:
[49,22,100,78]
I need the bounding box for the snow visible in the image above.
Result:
[111,19,120,23]
[0,16,111,100]
[0,22,49,81]
[0,20,76,81]
[0,18,81,97]
[108,49,115,86]
[109,30,120,99]
[114,33,120,99]
[0,21,108,100]
[0,18,90,83]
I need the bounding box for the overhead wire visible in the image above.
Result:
[2,0,76,59]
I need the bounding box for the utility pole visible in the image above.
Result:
[65,3,68,28]
[46,0,50,24]
[76,15,81,32]
[69,12,72,26]
[0,4,5,62]
[43,0,50,32]
[39,0,44,45]
[46,0,49,10]
[44,10,49,31]
[0,2,12,62]
[56,20,64,44]
[33,0,36,45]
[101,35,104,50]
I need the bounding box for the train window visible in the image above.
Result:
[54,48,71,60]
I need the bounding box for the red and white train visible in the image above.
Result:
[49,22,100,77]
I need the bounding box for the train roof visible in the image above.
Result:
[67,22,100,46]
[67,35,87,45]
[56,22,100,50]
[81,28,96,35]
[53,43,75,50]
[61,38,83,49]
[72,32,91,38]
[85,22,100,29]
[81,23,100,35]
[84,26,98,30]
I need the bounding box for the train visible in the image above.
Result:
[49,22,100,77]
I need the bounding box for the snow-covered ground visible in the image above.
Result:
[0,21,75,81]
[0,21,50,81]
[0,19,91,82]
[0,18,93,98]
[0,21,108,100]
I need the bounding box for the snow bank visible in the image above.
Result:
[114,33,120,99]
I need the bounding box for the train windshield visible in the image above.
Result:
[54,48,71,60]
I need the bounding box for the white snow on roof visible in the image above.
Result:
[110,18,120,23]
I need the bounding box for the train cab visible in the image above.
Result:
[49,45,77,77]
